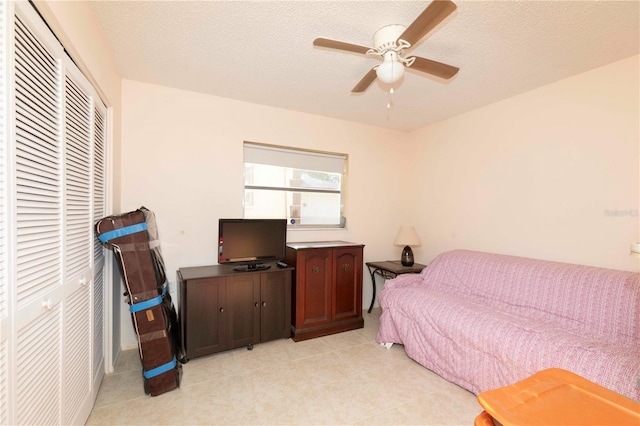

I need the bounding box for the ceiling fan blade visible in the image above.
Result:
[398,0,457,47]
[352,68,377,93]
[313,38,371,55]
[408,56,459,79]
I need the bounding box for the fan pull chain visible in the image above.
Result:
[386,87,394,120]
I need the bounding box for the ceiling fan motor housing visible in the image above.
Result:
[312,0,459,93]
[373,24,407,51]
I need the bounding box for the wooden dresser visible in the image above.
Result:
[285,241,364,341]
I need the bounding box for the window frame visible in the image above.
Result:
[243,141,347,229]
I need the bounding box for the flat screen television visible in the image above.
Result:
[218,218,287,272]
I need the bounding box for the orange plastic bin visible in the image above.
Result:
[475,368,640,426]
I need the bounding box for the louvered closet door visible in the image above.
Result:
[62,65,94,425]
[92,101,106,402]
[13,3,64,424]
[4,2,108,425]
[0,2,9,423]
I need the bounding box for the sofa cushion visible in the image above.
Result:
[421,250,640,347]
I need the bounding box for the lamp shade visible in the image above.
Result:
[394,226,421,247]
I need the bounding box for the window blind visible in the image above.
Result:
[244,142,346,174]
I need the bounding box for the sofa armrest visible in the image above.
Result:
[384,271,427,290]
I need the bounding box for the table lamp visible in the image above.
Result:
[394,226,421,266]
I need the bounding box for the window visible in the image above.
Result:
[243,142,347,228]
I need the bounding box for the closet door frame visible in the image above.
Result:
[1,1,112,424]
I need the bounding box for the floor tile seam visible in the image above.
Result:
[332,341,379,360]
[182,361,305,381]
[178,378,221,390]
[248,378,353,409]
[241,364,362,388]
[311,368,362,383]
[225,348,333,361]
[391,388,443,411]
[283,347,348,363]
[108,367,142,377]
[355,329,379,337]
[91,393,149,412]
[179,371,246,390]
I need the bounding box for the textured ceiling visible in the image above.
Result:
[89,0,639,131]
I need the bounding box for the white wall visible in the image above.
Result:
[406,55,640,272]
[120,80,411,348]
[120,56,639,348]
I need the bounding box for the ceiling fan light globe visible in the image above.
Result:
[376,60,404,84]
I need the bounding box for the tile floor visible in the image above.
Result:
[87,309,482,425]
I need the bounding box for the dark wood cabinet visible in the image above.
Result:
[225,273,260,350]
[286,241,364,341]
[181,276,226,358]
[333,247,363,322]
[178,263,292,360]
[260,271,291,342]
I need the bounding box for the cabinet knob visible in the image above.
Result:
[342,263,350,271]
[219,307,224,313]
[255,302,259,308]
[262,301,267,307]
[312,266,320,274]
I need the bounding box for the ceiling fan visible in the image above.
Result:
[313,0,459,93]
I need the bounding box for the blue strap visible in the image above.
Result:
[143,356,177,379]
[130,284,168,313]
[98,222,148,243]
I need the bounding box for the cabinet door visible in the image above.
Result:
[185,277,226,359]
[297,249,333,328]
[260,271,291,342]
[225,274,260,349]
[333,247,363,321]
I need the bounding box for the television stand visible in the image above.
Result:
[177,263,293,361]
[233,263,271,272]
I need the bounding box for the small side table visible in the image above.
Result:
[366,260,426,313]
[475,368,640,426]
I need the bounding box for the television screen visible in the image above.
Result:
[218,219,287,271]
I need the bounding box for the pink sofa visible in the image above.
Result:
[376,249,640,401]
